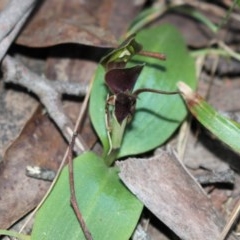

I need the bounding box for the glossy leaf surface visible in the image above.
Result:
[90,24,196,157]
[31,152,143,240]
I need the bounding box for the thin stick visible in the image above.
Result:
[134,88,179,96]
[177,54,204,161]
[68,78,94,240]
[218,199,240,240]
[218,40,240,62]
[19,80,93,234]
[138,50,166,61]
[68,133,92,240]
[3,55,87,154]
[19,145,72,233]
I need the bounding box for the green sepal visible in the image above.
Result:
[111,114,128,151]
[100,34,142,70]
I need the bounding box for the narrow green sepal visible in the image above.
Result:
[100,34,142,70]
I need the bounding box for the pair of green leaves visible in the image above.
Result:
[28,24,196,240]
[90,24,196,158]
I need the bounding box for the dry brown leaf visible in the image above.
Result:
[83,0,144,38]
[0,80,38,163]
[16,0,117,48]
[0,57,98,228]
[0,106,66,228]
[117,149,237,240]
[45,56,98,148]
[63,100,98,150]
[157,13,213,48]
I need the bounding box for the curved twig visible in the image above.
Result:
[2,55,88,153]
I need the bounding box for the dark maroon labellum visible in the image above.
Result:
[115,92,137,124]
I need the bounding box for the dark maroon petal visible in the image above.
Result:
[105,65,144,94]
[114,93,136,124]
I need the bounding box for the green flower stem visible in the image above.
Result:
[104,149,119,167]
[105,116,128,166]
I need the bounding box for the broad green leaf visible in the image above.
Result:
[90,24,196,157]
[178,82,240,153]
[31,152,143,240]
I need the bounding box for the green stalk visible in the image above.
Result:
[104,116,128,166]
